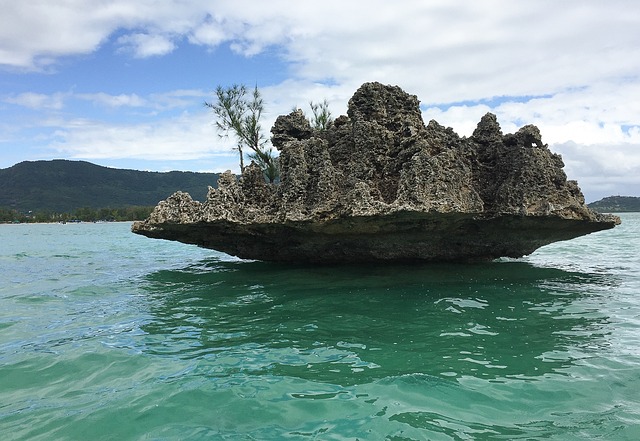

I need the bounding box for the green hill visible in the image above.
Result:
[0,160,219,213]
[588,196,640,213]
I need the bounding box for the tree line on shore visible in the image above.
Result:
[0,205,154,223]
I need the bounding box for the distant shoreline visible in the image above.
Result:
[0,220,134,226]
[588,196,640,213]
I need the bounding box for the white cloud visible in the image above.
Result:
[0,0,206,68]
[260,80,353,129]
[188,18,228,47]
[1,0,640,200]
[4,89,209,113]
[553,142,640,201]
[556,142,640,178]
[76,92,147,108]
[4,92,67,110]
[422,81,640,145]
[420,80,640,202]
[49,111,227,162]
[3,1,639,100]
[0,2,110,69]
[116,33,176,58]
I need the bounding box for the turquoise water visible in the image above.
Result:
[1,215,639,440]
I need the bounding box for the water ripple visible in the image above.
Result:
[2,218,640,439]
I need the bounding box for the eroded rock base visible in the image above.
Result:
[135,210,616,263]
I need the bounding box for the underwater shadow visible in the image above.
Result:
[138,257,618,385]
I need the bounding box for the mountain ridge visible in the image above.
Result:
[0,159,219,212]
[588,196,640,213]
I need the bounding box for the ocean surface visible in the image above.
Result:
[1,214,639,440]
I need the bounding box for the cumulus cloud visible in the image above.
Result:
[188,18,228,47]
[3,0,635,88]
[553,141,640,201]
[49,111,227,161]
[1,0,640,199]
[3,1,639,100]
[116,33,177,58]
[423,82,640,144]
[4,92,67,110]
[0,2,110,69]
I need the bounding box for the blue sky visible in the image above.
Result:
[1,0,639,202]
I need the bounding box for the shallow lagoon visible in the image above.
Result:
[1,215,639,439]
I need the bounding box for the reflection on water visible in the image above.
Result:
[140,259,615,385]
[130,259,635,439]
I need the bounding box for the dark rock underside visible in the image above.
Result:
[136,212,614,263]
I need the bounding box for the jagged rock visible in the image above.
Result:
[132,82,620,263]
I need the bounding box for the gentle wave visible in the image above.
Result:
[1,217,640,439]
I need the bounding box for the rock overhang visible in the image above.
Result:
[132,82,620,263]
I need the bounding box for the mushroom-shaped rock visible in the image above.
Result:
[132,82,620,263]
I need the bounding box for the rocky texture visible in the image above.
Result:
[132,82,620,263]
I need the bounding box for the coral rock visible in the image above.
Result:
[132,82,620,263]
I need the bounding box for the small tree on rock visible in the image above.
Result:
[291,100,333,131]
[309,99,333,130]
[205,84,279,182]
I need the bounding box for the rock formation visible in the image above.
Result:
[132,82,620,263]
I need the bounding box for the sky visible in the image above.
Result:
[1,1,639,202]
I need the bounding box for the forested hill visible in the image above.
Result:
[588,196,640,213]
[0,160,220,212]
